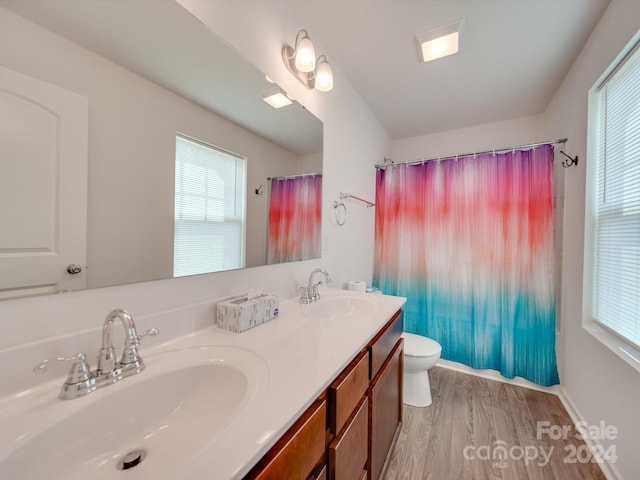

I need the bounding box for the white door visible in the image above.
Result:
[0,66,88,298]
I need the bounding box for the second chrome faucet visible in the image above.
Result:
[300,268,331,304]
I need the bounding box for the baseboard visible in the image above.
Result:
[436,358,560,394]
[436,359,622,479]
[557,386,623,480]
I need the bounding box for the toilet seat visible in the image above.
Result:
[402,332,442,358]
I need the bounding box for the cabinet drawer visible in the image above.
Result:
[329,350,369,435]
[368,310,403,379]
[245,399,326,480]
[329,397,369,480]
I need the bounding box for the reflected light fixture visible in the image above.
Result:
[282,29,334,92]
[260,87,293,109]
[416,19,463,63]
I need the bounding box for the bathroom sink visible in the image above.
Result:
[308,293,377,320]
[0,345,269,479]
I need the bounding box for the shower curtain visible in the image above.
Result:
[373,145,559,386]
[267,174,322,264]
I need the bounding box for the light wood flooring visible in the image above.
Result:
[383,367,607,480]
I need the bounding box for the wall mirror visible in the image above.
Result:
[0,0,323,298]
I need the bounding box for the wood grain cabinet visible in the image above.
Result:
[245,309,404,480]
[368,311,404,480]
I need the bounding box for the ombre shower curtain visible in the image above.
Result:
[267,174,322,264]
[373,145,559,386]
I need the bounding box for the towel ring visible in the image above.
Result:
[333,201,346,226]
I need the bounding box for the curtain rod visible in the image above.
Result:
[376,138,568,169]
[268,172,322,181]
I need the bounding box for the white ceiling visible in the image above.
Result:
[287,0,610,140]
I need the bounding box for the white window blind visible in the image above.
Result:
[593,39,640,349]
[174,134,246,277]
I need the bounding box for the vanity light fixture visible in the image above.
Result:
[260,87,293,109]
[416,19,463,63]
[282,29,334,92]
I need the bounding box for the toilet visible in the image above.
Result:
[402,332,442,407]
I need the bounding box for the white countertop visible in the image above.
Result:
[0,288,406,480]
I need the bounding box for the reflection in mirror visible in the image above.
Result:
[0,0,323,299]
[267,173,322,264]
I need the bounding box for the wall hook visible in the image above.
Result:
[255,184,264,195]
[560,150,578,168]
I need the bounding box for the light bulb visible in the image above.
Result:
[295,36,316,72]
[315,61,333,92]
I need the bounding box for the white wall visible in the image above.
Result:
[390,114,543,162]
[540,1,640,479]
[0,1,389,349]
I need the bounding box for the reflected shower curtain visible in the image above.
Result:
[267,174,321,264]
[373,145,559,386]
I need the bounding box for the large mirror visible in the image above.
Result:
[0,0,323,297]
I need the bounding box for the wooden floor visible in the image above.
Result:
[383,367,606,480]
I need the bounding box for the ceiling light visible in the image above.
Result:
[260,88,293,109]
[416,19,463,63]
[282,29,334,92]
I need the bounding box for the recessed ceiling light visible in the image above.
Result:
[260,88,293,109]
[416,19,463,63]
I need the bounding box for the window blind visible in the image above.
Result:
[594,39,640,349]
[174,135,246,277]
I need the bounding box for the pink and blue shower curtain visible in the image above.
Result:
[267,174,321,264]
[373,145,559,386]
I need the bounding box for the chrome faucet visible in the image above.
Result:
[300,268,331,304]
[35,308,158,400]
[97,309,156,378]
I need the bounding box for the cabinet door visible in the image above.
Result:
[369,340,403,480]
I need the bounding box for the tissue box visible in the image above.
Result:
[217,294,279,333]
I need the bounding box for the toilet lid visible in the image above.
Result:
[402,332,442,357]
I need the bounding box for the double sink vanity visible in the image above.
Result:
[0,287,406,480]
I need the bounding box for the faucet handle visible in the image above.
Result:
[137,328,159,342]
[34,353,93,384]
[120,327,159,367]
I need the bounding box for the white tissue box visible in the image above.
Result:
[216,294,279,333]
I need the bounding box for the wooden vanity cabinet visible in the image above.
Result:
[245,308,404,480]
[367,310,404,480]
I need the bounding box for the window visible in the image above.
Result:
[587,32,640,362]
[174,134,246,277]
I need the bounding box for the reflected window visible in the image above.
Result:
[174,134,246,276]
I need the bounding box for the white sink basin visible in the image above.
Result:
[0,345,269,479]
[309,294,377,320]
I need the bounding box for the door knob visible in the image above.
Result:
[66,264,83,274]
